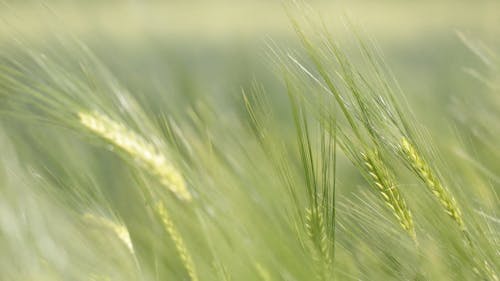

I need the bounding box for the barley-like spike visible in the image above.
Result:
[400,137,464,229]
[305,207,332,280]
[78,111,191,201]
[362,150,416,240]
[155,202,198,281]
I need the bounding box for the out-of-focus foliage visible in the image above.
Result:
[0,1,498,280]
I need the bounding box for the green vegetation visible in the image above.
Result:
[0,1,498,280]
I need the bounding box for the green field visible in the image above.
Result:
[0,1,498,280]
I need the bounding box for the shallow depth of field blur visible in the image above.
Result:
[0,0,498,280]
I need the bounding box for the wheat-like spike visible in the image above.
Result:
[84,213,134,254]
[362,150,416,240]
[305,208,331,263]
[400,137,464,229]
[305,207,332,280]
[400,141,498,279]
[78,111,191,201]
[155,201,198,281]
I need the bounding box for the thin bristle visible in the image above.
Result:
[83,213,134,254]
[254,263,273,281]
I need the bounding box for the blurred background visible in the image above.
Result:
[0,1,498,280]
[1,0,499,128]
